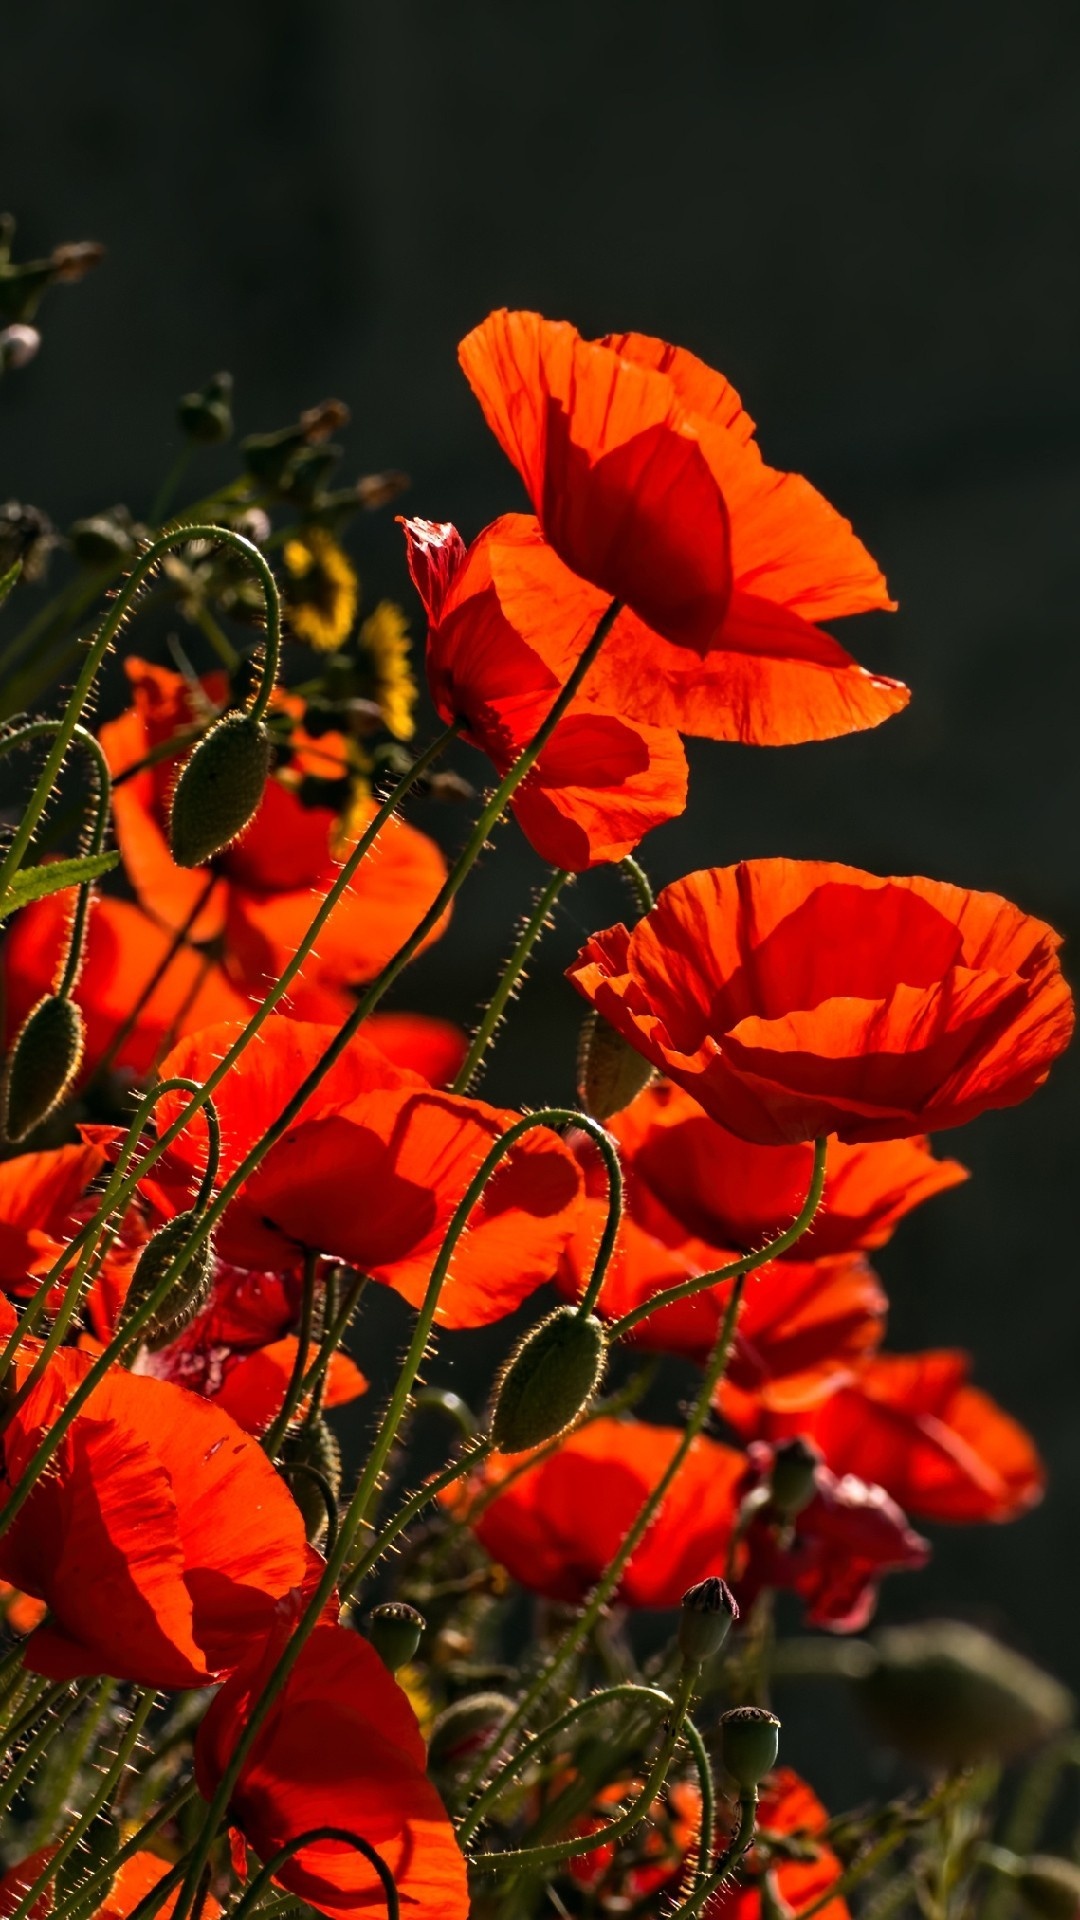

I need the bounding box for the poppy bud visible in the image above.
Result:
[767,1437,821,1520]
[2,993,84,1142]
[0,323,40,372]
[367,1602,426,1674]
[178,371,234,445]
[428,1692,517,1773]
[489,1305,606,1454]
[122,1211,214,1346]
[1016,1857,1080,1920]
[719,1706,781,1794]
[577,1009,654,1121]
[854,1621,1073,1769]
[168,710,271,868]
[280,1417,342,1546]
[69,509,138,569]
[678,1576,739,1667]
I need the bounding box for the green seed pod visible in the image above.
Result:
[719,1706,781,1793]
[1016,1856,1080,1920]
[854,1621,1073,1769]
[577,1010,654,1121]
[280,1417,342,1547]
[428,1692,516,1773]
[767,1436,821,1520]
[122,1210,214,1347]
[2,993,84,1142]
[178,372,234,445]
[678,1576,739,1667]
[489,1306,606,1454]
[367,1602,426,1673]
[168,711,271,868]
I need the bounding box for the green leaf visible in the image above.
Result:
[0,559,22,609]
[0,849,119,919]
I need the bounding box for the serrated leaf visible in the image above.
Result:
[0,559,22,609]
[0,849,119,919]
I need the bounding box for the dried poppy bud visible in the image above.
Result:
[678,1576,739,1666]
[719,1706,781,1793]
[367,1602,425,1674]
[428,1692,516,1774]
[280,1417,342,1547]
[169,711,271,867]
[1016,1856,1080,1920]
[123,1211,214,1346]
[489,1305,606,1454]
[768,1437,821,1520]
[178,371,234,445]
[854,1621,1073,1768]
[69,509,138,568]
[577,1009,654,1121]
[2,993,84,1142]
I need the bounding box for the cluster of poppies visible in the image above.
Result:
[0,311,1073,1920]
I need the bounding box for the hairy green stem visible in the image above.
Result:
[228,1827,399,1920]
[262,1247,320,1458]
[672,1789,758,1919]
[340,1436,495,1601]
[451,868,573,1094]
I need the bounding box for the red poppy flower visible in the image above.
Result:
[457,315,906,745]
[567,1776,702,1903]
[402,516,688,868]
[98,1854,223,1920]
[705,1769,849,1920]
[568,860,1074,1145]
[735,1440,929,1633]
[0,1349,307,1686]
[741,1352,1045,1525]
[143,1017,583,1327]
[455,1418,744,1608]
[194,1616,469,1919]
[0,1142,111,1295]
[100,658,449,996]
[0,1849,57,1920]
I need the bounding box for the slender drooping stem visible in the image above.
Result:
[606,1135,829,1340]
[452,867,573,1094]
[228,1829,398,1920]
[672,1789,759,1919]
[0,719,112,994]
[262,1246,321,1457]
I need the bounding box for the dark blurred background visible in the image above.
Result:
[2,0,1079,1800]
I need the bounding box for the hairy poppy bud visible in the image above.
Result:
[678,1576,739,1666]
[2,993,84,1142]
[854,1621,1073,1768]
[489,1306,606,1454]
[768,1437,821,1520]
[719,1706,781,1793]
[428,1693,516,1774]
[577,1010,654,1121]
[280,1417,342,1547]
[169,710,271,867]
[1016,1857,1080,1920]
[367,1602,425,1673]
[178,371,234,445]
[122,1211,214,1346]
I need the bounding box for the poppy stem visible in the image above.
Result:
[456,1277,749,1810]
[451,866,574,1095]
[91,872,218,1086]
[469,1666,699,1874]
[670,1788,758,1920]
[0,719,112,998]
[262,1246,321,1458]
[44,1779,198,1920]
[0,525,279,904]
[228,1827,399,1920]
[619,854,655,916]
[605,1134,829,1342]
[339,1435,495,1600]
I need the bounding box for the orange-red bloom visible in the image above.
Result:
[195,1616,468,1919]
[739,1352,1045,1525]
[456,1418,744,1608]
[402,515,688,868]
[568,860,1074,1144]
[705,1770,850,1920]
[100,659,449,997]
[142,1018,583,1327]
[0,1351,307,1686]
[457,314,906,744]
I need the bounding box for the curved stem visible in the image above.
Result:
[339,1436,494,1601]
[458,1683,673,1847]
[682,1716,716,1903]
[471,1667,697,1874]
[451,868,572,1095]
[0,719,112,996]
[458,1275,749,1808]
[672,1789,758,1920]
[607,1135,828,1341]
[0,526,278,901]
[262,1246,320,1458]
[229,1828,398,1920]
[619,855,655,917]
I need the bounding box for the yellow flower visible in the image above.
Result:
[283,529,358,651]
[359,599,417,740]
[395,1662,436,1738]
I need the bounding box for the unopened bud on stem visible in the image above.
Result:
[169,711,270,867]
[489,1305,606,1453]
[719,1706,781,1793]
[2,993,84,1142]
[367,1602,425,1673]
[678,1576,739,1666]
